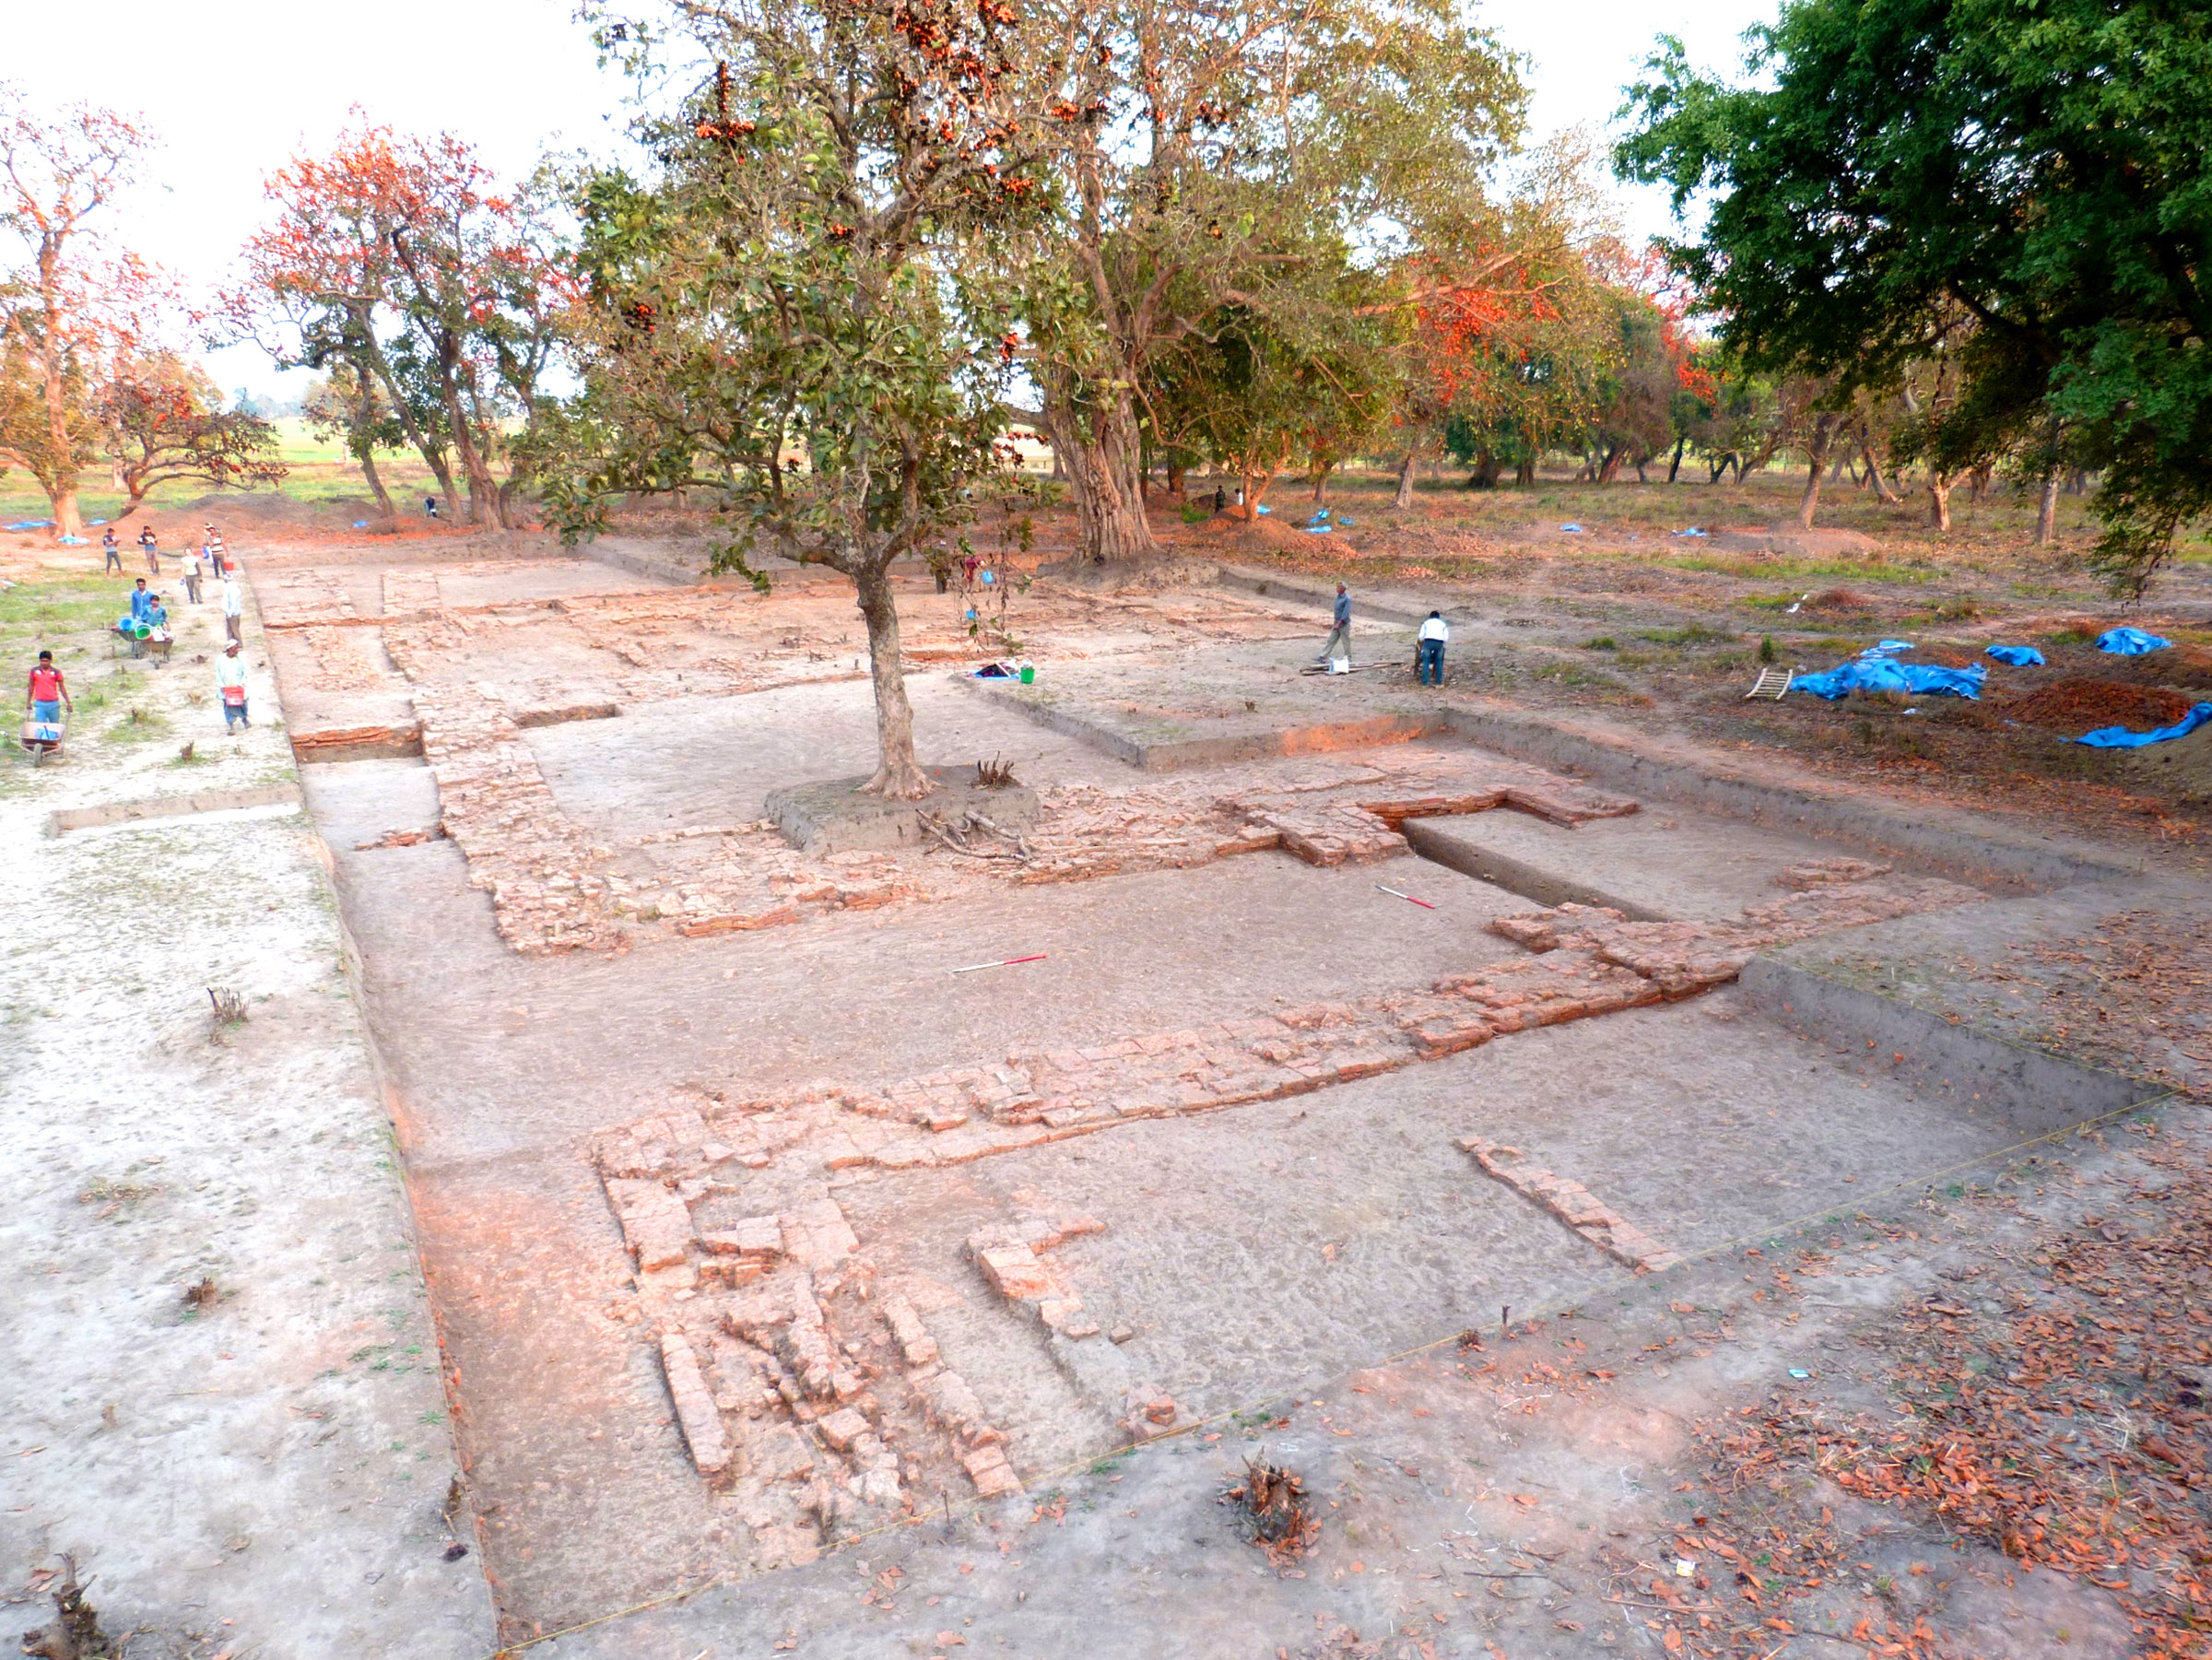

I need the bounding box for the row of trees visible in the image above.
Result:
[0,90,286,536]
[1618,0,2212,595]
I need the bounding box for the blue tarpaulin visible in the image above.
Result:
[2077,701,2212,748]
[1559,523,1583,533]
[1986,644,2045,666]
[2099,627,2171,655]
[1795,653,1987,700]
[4,518,54,531]
[1862,640,1916,657]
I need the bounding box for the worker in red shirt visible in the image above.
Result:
[26,649,72,730]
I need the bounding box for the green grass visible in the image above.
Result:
[1658,553,1936,585]
[1635,622,1739,647]
[1,576,121,662]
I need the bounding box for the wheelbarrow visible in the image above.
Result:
[19,707,67,766]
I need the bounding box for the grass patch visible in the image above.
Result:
[0,575,122,661]
[1661,554,1936,585]
[102,702,172,746]
[1583,635,1618,651]
[1636,622,1738,647]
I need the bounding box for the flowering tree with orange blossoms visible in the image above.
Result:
[0,88,161,538]
[226,124,572,529]
[98,352,285,512]
[1390,244,1567,498]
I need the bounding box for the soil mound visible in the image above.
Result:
[2115,717,2212,803]
[1803,587,1872,614]
[2000,677,2194,735]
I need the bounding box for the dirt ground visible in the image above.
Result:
[7,468,2212,1660]
[0,566,492,1657]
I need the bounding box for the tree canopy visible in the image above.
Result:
[546,0,1047,796]
[1617,0,2212,593]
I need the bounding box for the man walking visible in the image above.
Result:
[26,649,72,734]
[1314,583,1353,667]
[128,577,152,625]
[221,569,244,644]
[101,528,121,573]
[217,641,249,732]
[182,547,203,605]
[1417,610,1449,686]
[139,525,159,573]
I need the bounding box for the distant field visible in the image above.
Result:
[0,418,447,524]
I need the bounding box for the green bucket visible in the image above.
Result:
[1018,665,1034,685]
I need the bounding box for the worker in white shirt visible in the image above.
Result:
[217,641,249,731]
[222,571,244,644]
[1417,610,1449,686]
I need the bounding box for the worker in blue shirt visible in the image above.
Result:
[1314,583,1353,666]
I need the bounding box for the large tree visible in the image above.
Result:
[547,0,1047,798]
[1020,0,1524,565]
[1617,0,2212,593]
[98,352,286,511]
[227,126,571,529]
[0,88,157,538]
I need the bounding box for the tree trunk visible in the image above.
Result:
[1514,459,1535,487]
[448,402,500,527]
[2036,469,2060,547]
[1309,466,1328,503]
[48,482,85,540]
[359,446,397,523]
[1862,446,1900,504]
[1165,461,1184,500]
[1666,438,1686,484]
[1047,400,1156,563]
[1393,448,1418,510]
[1797,417,1837,529]
[852,560,930,799]
[1595,445,1627,484]
[1927,472,1952,532]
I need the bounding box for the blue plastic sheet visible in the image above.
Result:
[1794,658,1911,699]
[1559,523,1583,533]
[1301,524,1333,535]
[2077,701,2212,748]
[2099,627,2171,655]
[1862,640,1916,657]
[1794,655,1986,700]
[1986,644,2045,666]
[4,518,54,531]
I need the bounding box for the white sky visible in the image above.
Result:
[7,0,1773,399]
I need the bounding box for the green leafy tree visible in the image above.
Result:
[547,0,1043,798]
[1020,0,1524,564]
[1618,0,2212,592]
[302,363,406,522]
